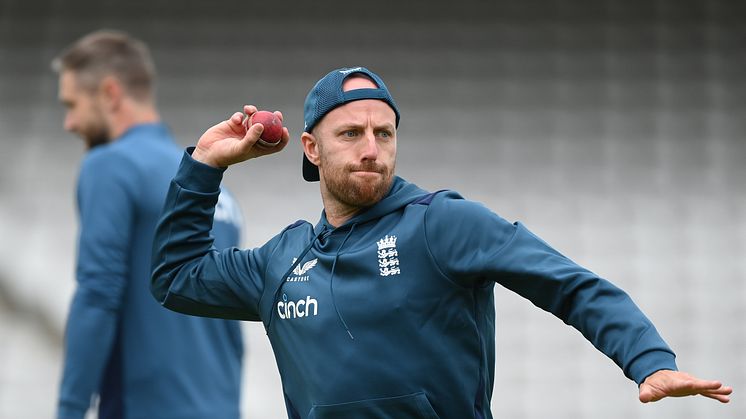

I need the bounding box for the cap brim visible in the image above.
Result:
[302,154,320,182]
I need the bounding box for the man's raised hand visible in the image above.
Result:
[192,105,290,168]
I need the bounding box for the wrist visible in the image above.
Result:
[191,147,220,168]
[628,350,678,385]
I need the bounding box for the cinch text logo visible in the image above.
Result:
[277,296,319,320]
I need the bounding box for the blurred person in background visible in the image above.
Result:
[151,67,731,418]
[53,30,244,419]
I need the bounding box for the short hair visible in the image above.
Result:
[52,30,156,101]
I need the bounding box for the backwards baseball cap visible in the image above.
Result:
[302,66,401,182]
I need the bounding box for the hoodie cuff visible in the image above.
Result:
[628,349,678,385]
[173,147,226,193]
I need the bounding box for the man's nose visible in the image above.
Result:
[63,113,76,132]
[360,130,379,160]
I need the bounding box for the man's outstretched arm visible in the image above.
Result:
[423,197,733,404]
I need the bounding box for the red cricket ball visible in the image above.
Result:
[245,110,283,146]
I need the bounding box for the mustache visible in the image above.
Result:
[347,162,386,174]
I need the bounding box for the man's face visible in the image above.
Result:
[313,98,397,209]
[58,71,110,149]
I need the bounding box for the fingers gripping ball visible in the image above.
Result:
[245,111,283,147]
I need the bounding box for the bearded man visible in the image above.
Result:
[150,66,730,419]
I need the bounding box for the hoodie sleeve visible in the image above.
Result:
[150,149,270,321]
[424,193,677,385]
[58,151,134,419]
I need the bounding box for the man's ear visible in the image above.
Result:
[301,131,321,166]
[98,75,123,112]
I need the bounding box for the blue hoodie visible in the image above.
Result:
[152,150,677,419]
[58,125,244,419]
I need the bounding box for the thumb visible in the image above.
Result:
[225,121,264,161]
[239,122,264,148]
[639,386,651,403]
[247,121,263,136]
[639,384,658,403]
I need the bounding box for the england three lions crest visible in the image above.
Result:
[377,235,400,277]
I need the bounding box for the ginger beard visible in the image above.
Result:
[317,140,396,209]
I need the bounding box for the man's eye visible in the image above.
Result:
[343,130,357,137]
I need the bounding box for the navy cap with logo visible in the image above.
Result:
[302,66,401,182]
